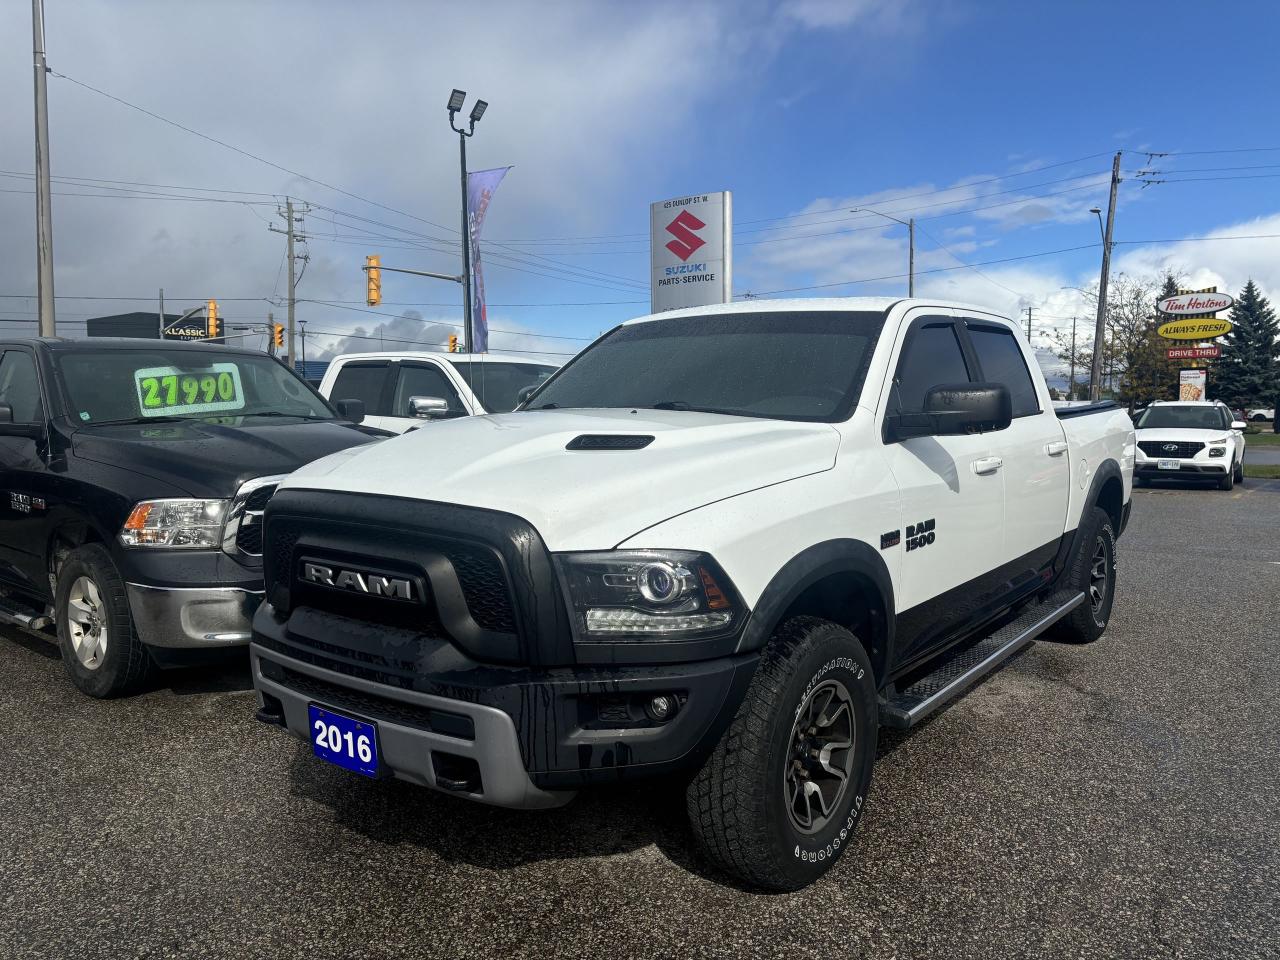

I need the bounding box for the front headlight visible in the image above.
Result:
[120,499,229,548]
[554,550,742,640]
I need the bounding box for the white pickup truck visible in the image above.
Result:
[318,351,559,433]
[251,297,1134,891]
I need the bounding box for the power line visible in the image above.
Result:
[49,70,460,236]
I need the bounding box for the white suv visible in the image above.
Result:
[1133,400,1247,489]
[318,351,560,433]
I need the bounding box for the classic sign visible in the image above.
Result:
[1156,290,1234,317]
[1157,318,1234,340]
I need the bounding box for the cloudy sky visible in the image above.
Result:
[2,0,1278,370]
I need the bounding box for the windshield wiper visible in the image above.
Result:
[90,415,192,425]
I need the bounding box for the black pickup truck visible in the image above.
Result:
[0,338,381,697]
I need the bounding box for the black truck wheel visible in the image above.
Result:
[687,616,877,891]
[55,544,154,698]
[1048,507,1117,645]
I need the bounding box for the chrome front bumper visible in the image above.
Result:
[126,582,263,648]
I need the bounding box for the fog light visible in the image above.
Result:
[645,695,678,723]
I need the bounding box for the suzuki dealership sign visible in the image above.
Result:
[650,192,732,313]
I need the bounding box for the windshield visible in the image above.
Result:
[526,311,886,421]
[56,348,334,424]
[1135,405,1228,431]
[447,359,558,413]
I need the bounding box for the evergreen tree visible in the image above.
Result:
[1124,272,1182,404]
[1214,280,1280,408]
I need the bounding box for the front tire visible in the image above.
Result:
[55,544,154,698]
[1048,507,1117,645]
[1218,469,1234,490]
[687,617,877,891]
[1234,459,1244,483]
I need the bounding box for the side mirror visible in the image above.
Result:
[333,398,365,424]
[408,396,449,420]
[515,384,538,408]
[886,383,1012,441]
[0,402,44,439]
[1231,421,1247,431]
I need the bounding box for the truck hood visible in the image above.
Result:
[71,418,381,498]
[281,409,841,550]
[1136,427,1234,443]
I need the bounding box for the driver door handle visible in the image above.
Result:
[972,456,1003,475]
[1045,441,1069,456]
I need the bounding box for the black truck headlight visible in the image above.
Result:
[119,498,228,548]
[554,550,742,640]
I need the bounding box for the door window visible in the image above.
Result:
[329,362,390,415]
[966,323,1040,417]
[392,364,466,418]
[892,321,971,414]
[0,351,43,423]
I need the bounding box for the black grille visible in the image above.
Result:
[244,485,277,511]
[449,545,517,632]
[1139,440,1205,458]
[566,434,654,450]
[259,658,474,739]
[235,517,264,554]
[257,614,441,689]
[267,517,516,638]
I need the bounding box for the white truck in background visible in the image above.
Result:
[252,297,1134,891]
[318,351,560,433]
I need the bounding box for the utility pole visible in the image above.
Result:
[1025,306,1034,341]
[266,310,274,357]
[299,320,307,372]
[907,217,915,297]
[1090,152,1122,401]
[158,288,165,336]
[269,198,309,366]
[32,0,56,336]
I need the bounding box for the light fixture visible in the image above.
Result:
[469,99,488,123]
[447,88,466,113]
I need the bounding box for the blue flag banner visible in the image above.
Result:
[466,166,511,353]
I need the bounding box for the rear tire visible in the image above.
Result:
[1048,507,1116,645]
[55,544,154,698]
[687,617,877,892]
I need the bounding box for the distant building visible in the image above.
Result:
[84,311,221,344]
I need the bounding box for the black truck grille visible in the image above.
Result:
[1139,440,1205,459]
[232,481,279,556]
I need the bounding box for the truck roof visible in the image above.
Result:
[328,350,561,365]
[622,296,1013,325]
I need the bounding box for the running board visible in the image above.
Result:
[0,595,54,632]
[879,590,1085,729]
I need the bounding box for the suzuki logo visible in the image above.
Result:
[301,560,414,601]
[665,210,706,262]
[1162,443,1179,452]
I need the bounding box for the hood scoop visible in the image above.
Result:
[566,434,655,451]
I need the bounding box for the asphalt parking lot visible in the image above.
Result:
[1,484,1278,960]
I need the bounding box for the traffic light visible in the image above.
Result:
[366,255,381,306]
[273,324,284,349]
[206,299,220,338]
[448,334,458,353]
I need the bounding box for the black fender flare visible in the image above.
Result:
[735,538,895,681]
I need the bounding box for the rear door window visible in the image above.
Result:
[965,322,1041,418]
[893,320,972,414]
[392,363,467,418]
[329,362,390,415]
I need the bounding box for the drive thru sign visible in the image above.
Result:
[650,192,732,313]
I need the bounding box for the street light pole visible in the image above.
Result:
[31,0,56,336]
[1089,152,1122,401]
[447,89,488,353]
[852,208,914,295]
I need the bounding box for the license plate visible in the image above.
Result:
[308,704,379,777]
[1158,459,1180,470]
